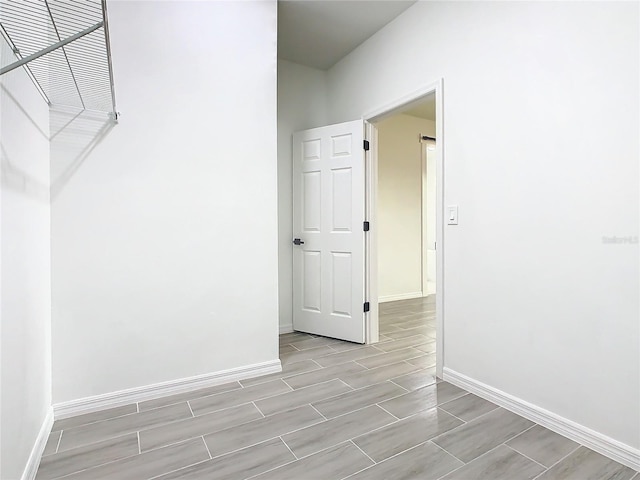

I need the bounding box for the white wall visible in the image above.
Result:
[328,1,640,450]
[0,39,52,480]
[277,59,328,332]
[50,0,278,403]
[376,114,435,301]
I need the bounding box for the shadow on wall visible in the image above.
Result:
[0,83,49,203]
[50,108,115,199]
[1,81,116,201]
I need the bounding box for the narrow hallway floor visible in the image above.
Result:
[36,297,638,480]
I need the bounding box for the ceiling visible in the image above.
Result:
[403,94,436,121]
[278,0,416,70]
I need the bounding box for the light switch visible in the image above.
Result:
[447,205,458,225]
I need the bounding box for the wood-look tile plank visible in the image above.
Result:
[58,402,193,452]
[432,407,534,463]
[377,333,394,342]
[384,326,436,340]
[439,393,499,422]
[287,336,345,351]
[390,367,438,391]
[312,381,407,419]
[61,437,209,480]
[440,445,545,480]
[396,318,435,329]
[280,346,335,365]
[379,324,404,334]
[189,379,290,416]
[253,442,373,480]
[327,340,370,353]
[375,335,431,352]
[355,347,423,369]
[35,433,139,480]
[347,441,463,480]
[283,361,367,389]
[279,332,315,345]
[340,362,421,389]
[240,359,321,387]
[139,402,262,452]
[406,353,436,367]
[353,407,463,462]
[282,405,395,458]
[379,381,466,418]
[386,313,434,320]
[138,382,241,412]
[204,405,323,458]
[254,379,351,416]
[42,430,61,457]
[52,404,138,432]
[534,446,637,480]
[279,344,298,354]
[314,346,384,368]
[414,343,437,354]
[153,438,295,480]
[506,425,580,468]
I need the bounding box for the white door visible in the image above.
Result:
[292,120,366,343]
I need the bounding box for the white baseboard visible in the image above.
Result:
[53,359,282,420]
[443,368,640,472]
[379,291,424,303]
[21,408,53,480]
[279,323,294,334]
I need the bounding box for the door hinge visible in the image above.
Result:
[363,221,370,232]
[363,140,370,151]
[364,301,370,313]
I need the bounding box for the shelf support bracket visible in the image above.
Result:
[0,21,104,76]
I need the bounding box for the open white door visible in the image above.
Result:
[292,120,366,343]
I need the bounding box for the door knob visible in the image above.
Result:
[293,238,305,245]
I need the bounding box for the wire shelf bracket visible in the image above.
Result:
[0,0,119,121]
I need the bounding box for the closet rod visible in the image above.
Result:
[0,21,103,76]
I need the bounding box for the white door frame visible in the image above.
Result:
[420,139,429,297]
[363,79,445,378]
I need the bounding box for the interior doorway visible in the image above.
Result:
[364,80,444,378]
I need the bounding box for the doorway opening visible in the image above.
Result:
[372,95,437,374]
[364,80,444,378]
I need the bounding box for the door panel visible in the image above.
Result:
[292,120,365,343]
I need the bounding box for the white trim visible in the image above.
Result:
[434,78,444,380]
[364,121,379,344]
[443,368,640,472]
[21,408,53,480]
[378,292,424,303]
[363,78,445,379]
[279,323,294,334]
[363,81,442,122]
[420,137,428,297]
[53,360,282,420]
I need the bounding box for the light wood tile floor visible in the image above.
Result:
[37,297,639,479]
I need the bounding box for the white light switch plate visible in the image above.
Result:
[447,205,458,225]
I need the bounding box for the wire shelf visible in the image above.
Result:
[0,0,117,117]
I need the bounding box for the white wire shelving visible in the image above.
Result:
[0,0,118,119]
